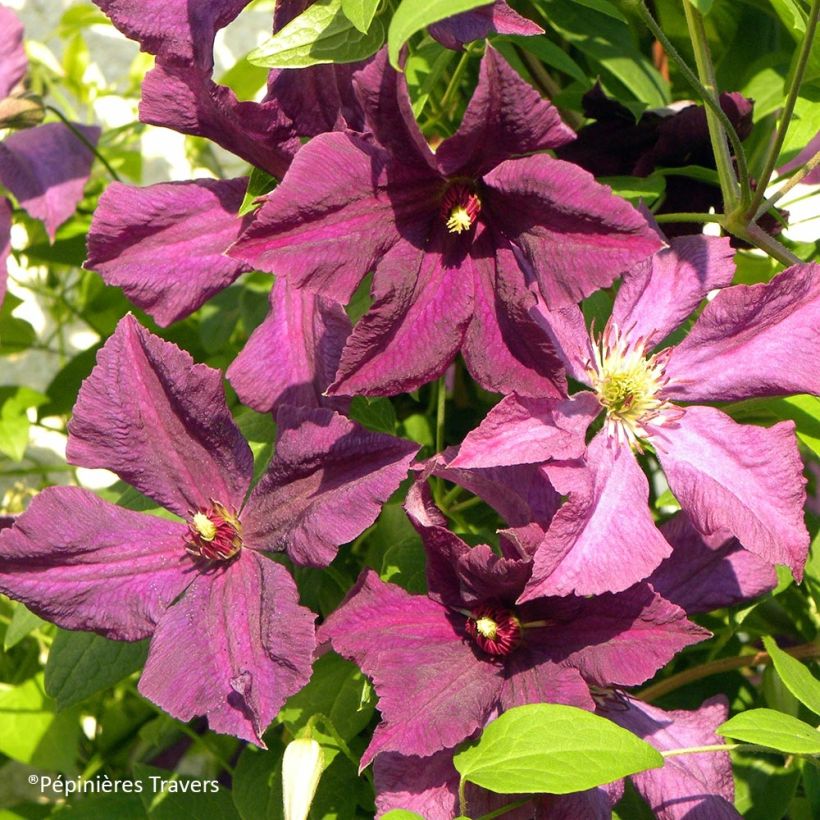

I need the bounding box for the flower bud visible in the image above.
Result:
[282,738,323,820]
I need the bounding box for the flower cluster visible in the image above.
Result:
[0,2,816,818]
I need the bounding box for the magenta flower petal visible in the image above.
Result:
[227,278,351,413]
[67,315,253,517]
[650,513,777,614]
[449,393,598,470]
[328,236,475,396]
[435,45,573,178]
[0,486,190,641]
[499,658,591,712]
[652,406,808,577]
[664,263,820,402]
[92,0,250,70]
[529,301,594,383]
[520,435,672,599]
[0,196,10,306]
[602,695,738,819]
[85,178,250,326]
[462,238,568,397]
[611,234,735,350]
[139,550,315,746]
[319,569,502,766]
[484,155,662,307]
[0,5,26,98]
[139,63,298,178]
[240,406,418,567]
[229,132,437,301]
[429,1,543,51]
[0,122,99,240]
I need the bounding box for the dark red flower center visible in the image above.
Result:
[185,501,242,562]
[465,603,522,656]
[440,182,481,234]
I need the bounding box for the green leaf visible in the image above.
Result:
[44,630,149,709]
[237,168,277,217]
[349,395,397,434]
[453,704,663,794]
[388,0,491,69]
[249,0,386,68]
[599,174,666,206]
[762,636,820,716]
[134,763,241,819]
[733,749,801,820]
[495,35,588,85]
[717,708,820,754]
[232,738,285,820]
[0,293,36,355]
[381,812,425,820]
[4,603,46,650]
[685,0,715,14]
[51,793,146,819]
[341,0,381,33]
[0,387,47,461]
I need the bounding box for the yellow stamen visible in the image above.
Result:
[192,512,217,541]
[446,206,473,234]
[475,616,498,640]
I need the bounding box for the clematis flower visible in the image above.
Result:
[319,477,708,767]
[452,234,815,597]
[428,1,544,50]
[0,4,100,304]
[230,46,660,397]
[0,315,418,744]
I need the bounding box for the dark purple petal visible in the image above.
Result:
[429,1,543,51]
[85,178,250,325]
[0,5,26,99]
[612,235,735,350]
[434,457,561,528]
[602,696,738,820]
[651,406,809,578]
[0,122,99,240]
[529,585,709,687]
[92,0,251,70]
[0,486,190,641]
[664,263,820,401]
[139,63,298,178]
[484,156,661,307]
[139,551,315,745]
[230,132,438,302]
[67,315,253,517]
[241,406,418,566]
[319,570,501,766]
[650,513,777,614]
[436,45,572,177]
[499,657,593,713]
[328,233,474,396]
[779,131,820,184]
[449,393,598,470]
[374,749,461,820]
[462,236,568,397]
[265,63,366,137]
[353,49,437,172]
[227,278,351,413]
[520,435,672,599]
[0,196,10,306]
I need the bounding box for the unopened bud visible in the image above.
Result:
[282,738,323,820]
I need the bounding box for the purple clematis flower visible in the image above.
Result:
[319,476,708,767]
[230,46,660,396]
[0,315,418,744]
[428,1,544,50]
[453,234,815,597]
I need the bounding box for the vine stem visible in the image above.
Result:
[635,0,750,209]
[637,641,820,702]
[458,776,469,818]
[660,742,776,758]
[653,211,724,224]
[746,0,820,219]
[45,105,121,182]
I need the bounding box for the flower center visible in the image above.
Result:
[465,603,522,656]
[185,501,243,562]
[588,322,671,448]
[440,183,481,234]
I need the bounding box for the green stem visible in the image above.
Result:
[755,149,820,221]
[680,0,750,209]
[436,375,447,455]
[458,776,469,818]
[637,641,820,702]
[513,44,583,129]
[45,105,121,182]
[747,0,820,218]
[660,742,781,758]
[635,1,749,208]
[476,798,532,819]
[653,211,724,224]
[447,496,484,515]
[732,222,800,266]
[439,50,472,118]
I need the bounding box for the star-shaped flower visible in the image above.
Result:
[0,315,418,744]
